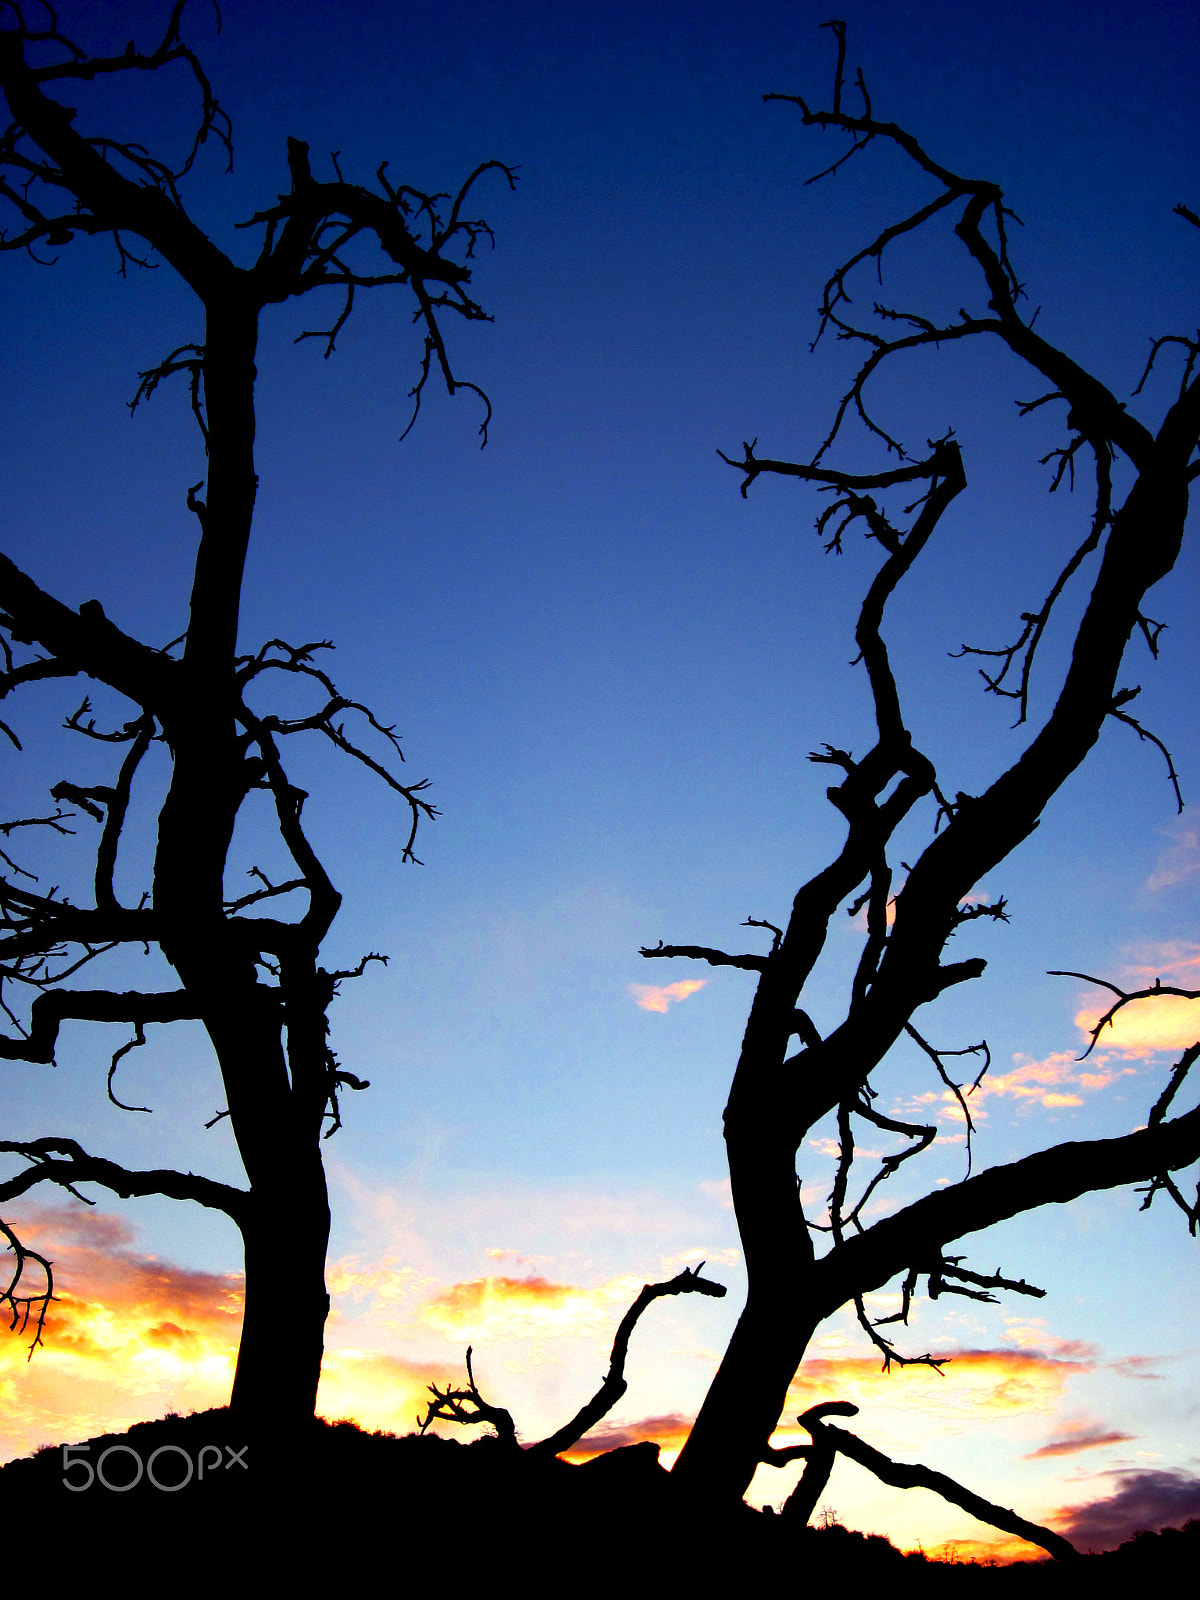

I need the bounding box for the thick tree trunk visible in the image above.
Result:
[197,977,333,1431]
[230,1154,331,1430]
[673,1099,816,1500]
[673,1294,816,1502]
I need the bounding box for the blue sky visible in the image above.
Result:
[2,0,1198,1556]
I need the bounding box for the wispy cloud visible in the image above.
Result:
[781,1345,1095,1425]
[327,1258,432,1311]
[1146,825,1200,892]
[1107,1354,1167,1381]
[698,1178,733,1210]
[1025,1421,1135,1459]
[1123,940,1200,984]
[1051,1468,1200,1552]
[417,1273,640,1343]
[895,1048,1135,1124]
[976,1050,1136,1109]
[629,979,706,1013]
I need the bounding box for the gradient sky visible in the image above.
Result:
[2,0,1198,1559]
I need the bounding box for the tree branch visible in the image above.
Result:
[0,987,196,1063]
[530,1265,727,1457]
[0,1136,248,1224]
[821,1106,1200,1315]
[639,940,768,972]
[785,1409,1078,1561]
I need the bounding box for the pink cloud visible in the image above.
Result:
[1025,1425,1135,1459]
[629,979,706,1013]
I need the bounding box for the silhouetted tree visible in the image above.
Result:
[0,1,511,1430]
[643,23,1200,1537]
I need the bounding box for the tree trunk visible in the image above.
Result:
[230,1153,331,1431]
[673,1295,816,1502]
[673,1101,816,1500]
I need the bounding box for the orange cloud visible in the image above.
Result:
[317,1348,462,1438]
[563,1411,693,1462]
[1,1212,576,1458]
[897,1049,1139,1125]
[926,1534,1047,1564]
[0,1205,243,1462]
[780,1345,1095,1427]
[417,1273,632,1343]
[974,1049,1139,1108]
[1075,994,1200,1059]
[629,979,706,1013]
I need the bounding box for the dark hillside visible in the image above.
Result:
[3,1411,1194,1588]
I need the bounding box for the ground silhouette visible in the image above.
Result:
[1,1411,1195,1588]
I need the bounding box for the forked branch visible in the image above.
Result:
[418,1345,517,1449]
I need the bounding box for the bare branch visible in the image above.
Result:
[1048,970,1199,1058]
[0,988,195,1064]
[1109,696,1184,813]
[0,1137,249,1224]
[531,1265,726,1457]
[639,939,768,973]
[417,1345,517,1448]
[785,1410,1078,1560]
[904,1022,989,1173]
[0,1212,53,1357]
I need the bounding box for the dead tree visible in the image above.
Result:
[0,1,511,1429]
[644,23,1200,1523]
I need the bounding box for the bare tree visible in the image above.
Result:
[0,1,511,1430]
[641,22,1200,1531]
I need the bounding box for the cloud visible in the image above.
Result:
[1052,1469,1200,1552]
[926,1534,1048,1565]
[1146,826,1200,892]
[564,1411,693,1462]
[629,979,706,1013]
[1075,994,1200,1059]
[1124,941,1200,984]
[1107,1354,1166,1381]
[895,1048,1136,1125]
[0,1205,242,1461]
[417,1273,641,1344]
[316,1348,461,1438]
[1059,943,1200,1059]
[326,1258,431,1310]
[973,1050,1137,1109]
[1025,1424,1135,1459]
[780,1345,1095,1426]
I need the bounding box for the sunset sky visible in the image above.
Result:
[2,0,1198,1559]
